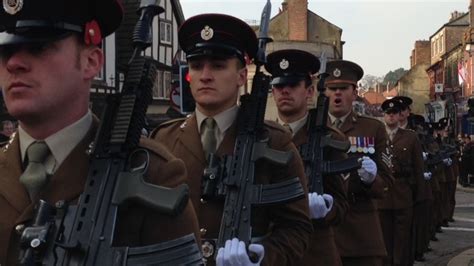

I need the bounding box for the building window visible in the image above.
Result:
[160,21,172,45]
[152,70,172,99]
[440,34,444,53]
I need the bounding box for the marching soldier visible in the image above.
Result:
[0,0,200,264]
[151,14,312,265]
[408,114,435,262]
[324,60,392,266]
[378,98,426,265]
[267,49,352,266]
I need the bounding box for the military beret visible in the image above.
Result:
[179,13,258,63]
[325,60,364,88]
[0,0,123,46]
[265,49,320,86]
[381,98,402,113]
[393,96,413,109]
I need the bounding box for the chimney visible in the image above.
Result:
[281,0,288,12]
[288,0,308,41]
[471,0,474,26]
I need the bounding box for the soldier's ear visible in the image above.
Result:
[82,46,104,80]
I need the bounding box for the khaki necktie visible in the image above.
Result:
[389,132,395,141]
[202,117,217,159]
[282,123,292,133]
[20,141,51,200]
[333,118,342,129]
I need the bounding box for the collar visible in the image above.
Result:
[399,121,408,129]
[278,113,308,137]
[328,111,351,125]
[19,111,93,169]
[385,125,399,136]
[195,105,239,134]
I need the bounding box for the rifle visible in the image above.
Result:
[18,1,201,265]
[299,53,361,194]
[216,0,305,252]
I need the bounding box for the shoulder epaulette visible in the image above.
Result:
[156,117,186,129]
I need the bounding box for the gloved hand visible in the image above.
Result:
[216,238,265,266]
[423,172,432,180]
[308,192,333,219]
[422,152,428,161]
[357,156,377,184]
[443,158,453,166]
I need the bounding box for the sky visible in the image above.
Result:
[180,0,469,77]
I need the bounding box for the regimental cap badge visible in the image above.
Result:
[333,68,341,78]
[3,0,22,15]
[201,25,214,41]
[279,59,289,70]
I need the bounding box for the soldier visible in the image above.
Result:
[392,96,412,130]
[267,49,352,266]
[378,98,426,265]
[151,14,312,265]
[0,0,200,264]
[0,120,15,146]
[324,60,392,266]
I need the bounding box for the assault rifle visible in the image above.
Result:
[216,0,305,252]
[299,54,361,194]
[18,1,201,265]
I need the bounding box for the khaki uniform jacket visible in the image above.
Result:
[333,112,391,257]
[152,114,312,266]
[0,120,200,265]
[293,121,349,266]
[378,128,426,209]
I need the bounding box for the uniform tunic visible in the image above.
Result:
[0,120,200,265]
[152,113,312,266]
[332,112,392,264]
[292,114,349,266]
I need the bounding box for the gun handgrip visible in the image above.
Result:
[112,171,189,216]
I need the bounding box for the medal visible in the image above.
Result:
[368,136,375,154]
[357,137,364,153]
[350,136,357,153]
[362,137,368,153]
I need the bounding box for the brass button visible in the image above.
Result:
[200,228,207,236]
[15,224,25,234]
[200,198,207,204]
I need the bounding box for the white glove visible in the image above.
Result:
[357,156,377,184]
[423,172,432,180]
[308,192,333,219]
[216,238,265,266]
[443,158,453,166]
[422,152,428,161]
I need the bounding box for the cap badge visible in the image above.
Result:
[201,25,214,41]
[279,59,289,70]
[333,68,341,78]
[389,102,394,108]
[3,0,23,15]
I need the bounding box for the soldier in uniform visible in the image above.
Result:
[324,60,392,266]
[378,98,426,265]
[0,1,200,264]
[151,14,312,265]
[0,120,15,145]
[267,49,359,266]
[392,96,412,130]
